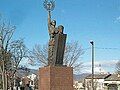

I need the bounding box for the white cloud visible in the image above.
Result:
[117,16,120,20]
[82,60,119,73]
[61,9,65,13]
[82,67,107,74]
[84,60,118,67]
[97,60,118,67]
[114,16,120,23]
[60,9,66,15]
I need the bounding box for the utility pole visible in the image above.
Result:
[90,41,94,90]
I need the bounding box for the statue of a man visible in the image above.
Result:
[58,25,64,34]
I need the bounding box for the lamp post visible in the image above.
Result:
[90,41,94,90]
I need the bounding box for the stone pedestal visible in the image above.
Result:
[39,66,73,90]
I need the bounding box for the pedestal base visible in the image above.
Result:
[39,66,73,90]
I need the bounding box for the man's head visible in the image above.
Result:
[58,25,64,34]
[51,20,56,26]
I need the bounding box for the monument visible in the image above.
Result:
[39,0,73,90]
[43,0,67,66]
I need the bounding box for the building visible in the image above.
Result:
[27,74,37,89]
[73,73,89,90]
[84,74,111,90]
[73,80,84,90]
[20,73,37,89]
[104,74,120,90]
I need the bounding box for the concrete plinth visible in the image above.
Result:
[39,66,73,90]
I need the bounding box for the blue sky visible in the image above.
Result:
[0,0,120,73]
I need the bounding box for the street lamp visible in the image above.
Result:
[90,40,94,90]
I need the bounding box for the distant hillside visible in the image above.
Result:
[17,68,38,77]
[73,73,90,81]
[17,68,90,81]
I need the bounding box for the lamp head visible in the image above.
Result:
[90,40,94,45]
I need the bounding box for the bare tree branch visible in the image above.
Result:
[116,60,120,74]
[28,41,84,72]
[0,20,27,89]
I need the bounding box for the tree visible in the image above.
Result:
[116,60,120,74]
[28,41,84,73]
[0,20,27,90]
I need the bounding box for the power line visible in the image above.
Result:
[95,47,120,50]
[82,47,120,51]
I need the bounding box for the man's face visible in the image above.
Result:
[52,20,56,26]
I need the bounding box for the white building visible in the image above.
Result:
[73,80,84,90]
[84,74,111,90]
[27,74,37,89]
[104,74,120,90]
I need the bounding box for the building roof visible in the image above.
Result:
[85,74,111,79]
[105,74,120,81]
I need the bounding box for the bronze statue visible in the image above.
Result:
[43,0,66,66]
